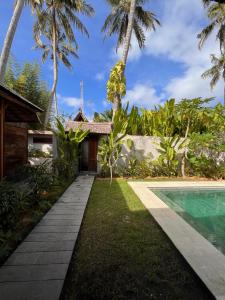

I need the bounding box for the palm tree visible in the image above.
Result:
[104,0,159,116]
[34,0,94,127]
[198,2,225,105]
[102,0,159,59]
[0,0,42,83]
[202,54,225,104]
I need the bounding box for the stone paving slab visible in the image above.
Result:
[32,225,80,233]
[0,175,94,300]
[16,241,75,253]
[25,232,78,242]
[0,280,64,300]
[0,264,68,282]
[5,251,72,266]
[38,219,82,226]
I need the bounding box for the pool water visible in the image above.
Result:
[152,188,225,255]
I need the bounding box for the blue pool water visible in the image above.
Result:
[151,188,225,255]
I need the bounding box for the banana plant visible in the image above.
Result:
[98,109,131,184]
[55,117,89,176]
[157,135,188,176]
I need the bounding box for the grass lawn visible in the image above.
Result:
[0,180,71,265]
[61,179,213,300]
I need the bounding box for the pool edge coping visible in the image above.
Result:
[128,181,225,300]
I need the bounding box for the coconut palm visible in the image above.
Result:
[104,0,159,116]
[34,0,94,127]
[198,2,225,106]
[202,54,225,104]
[102,0,159,61]
[0,0,42,83]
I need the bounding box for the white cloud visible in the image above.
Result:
[95,72,105,81]
[145,0,223,101]
[124,83,162,108]
[112,34,142,62]
[109,0,223,103]
[57,94,82,108]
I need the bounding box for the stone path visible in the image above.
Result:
[0,175,94,300]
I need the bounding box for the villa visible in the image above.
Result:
[0,84,42,179]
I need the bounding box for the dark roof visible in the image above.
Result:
[66,121,112,134]
[0,84,43,112]
[0,84,43,123]
[74,110,88,122]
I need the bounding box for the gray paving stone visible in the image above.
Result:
[46,210,84,215]
[0,280,63,300]
[0,264,68,282]
[5,251,72,265]
[0,175,95,300]
[15,241,75,253]
[32,225,80,233]
[43,214,83,220]
[25,232,78,242]
[38,219,81,226]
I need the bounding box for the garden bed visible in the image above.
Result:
[0,179,72,265]
[61,179,213,300]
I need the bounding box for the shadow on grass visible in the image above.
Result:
[60,179,213,300]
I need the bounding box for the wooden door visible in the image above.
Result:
[88,136,98,172]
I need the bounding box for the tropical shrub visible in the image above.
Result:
[98,111,129,184]
[188,133,225,179]
[155,136,186,177]
[0,181,26,231]
[28,148,52,158]
[117,156,153,178]
[54,118,89,180]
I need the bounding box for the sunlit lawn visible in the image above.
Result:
[61,179,213,300]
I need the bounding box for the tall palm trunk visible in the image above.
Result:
[181,118,190,177]
[113,0,136,119]
[0,0,25,83]
[44,8,58,127]
[121,0,136,65]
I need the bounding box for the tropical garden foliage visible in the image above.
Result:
[4,59,50,126]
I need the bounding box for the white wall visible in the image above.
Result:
[28,136,53,154]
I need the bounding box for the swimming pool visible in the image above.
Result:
[151,188,225,255]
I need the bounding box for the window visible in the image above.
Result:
[33,136,53,144]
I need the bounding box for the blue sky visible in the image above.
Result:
[0,0,222,120]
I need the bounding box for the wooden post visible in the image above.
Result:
[0,99,4,179]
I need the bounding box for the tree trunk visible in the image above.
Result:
[121,0,136,66]
[112,94,121,120]
[44,8,58,128]
[181,119,190,177]
[0,0,25,83]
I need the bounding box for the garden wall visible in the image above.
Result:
[117,135,185,167]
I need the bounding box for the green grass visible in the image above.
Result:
[61,179,213,300]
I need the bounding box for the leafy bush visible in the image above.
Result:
[0,182,26,231]
[188,133,225,179]
[53,158,77,181]
[117,156,153,178]
[29,148,52,158]
[20,162,54,200]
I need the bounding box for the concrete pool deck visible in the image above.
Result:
[129,181,225,300]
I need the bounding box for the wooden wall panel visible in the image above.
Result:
[4,123,28,177]
[0,99,4,179]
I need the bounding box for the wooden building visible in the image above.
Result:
[0,84,42,179]
[66,111,112,173]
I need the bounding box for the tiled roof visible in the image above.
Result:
[66,121,112,134]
